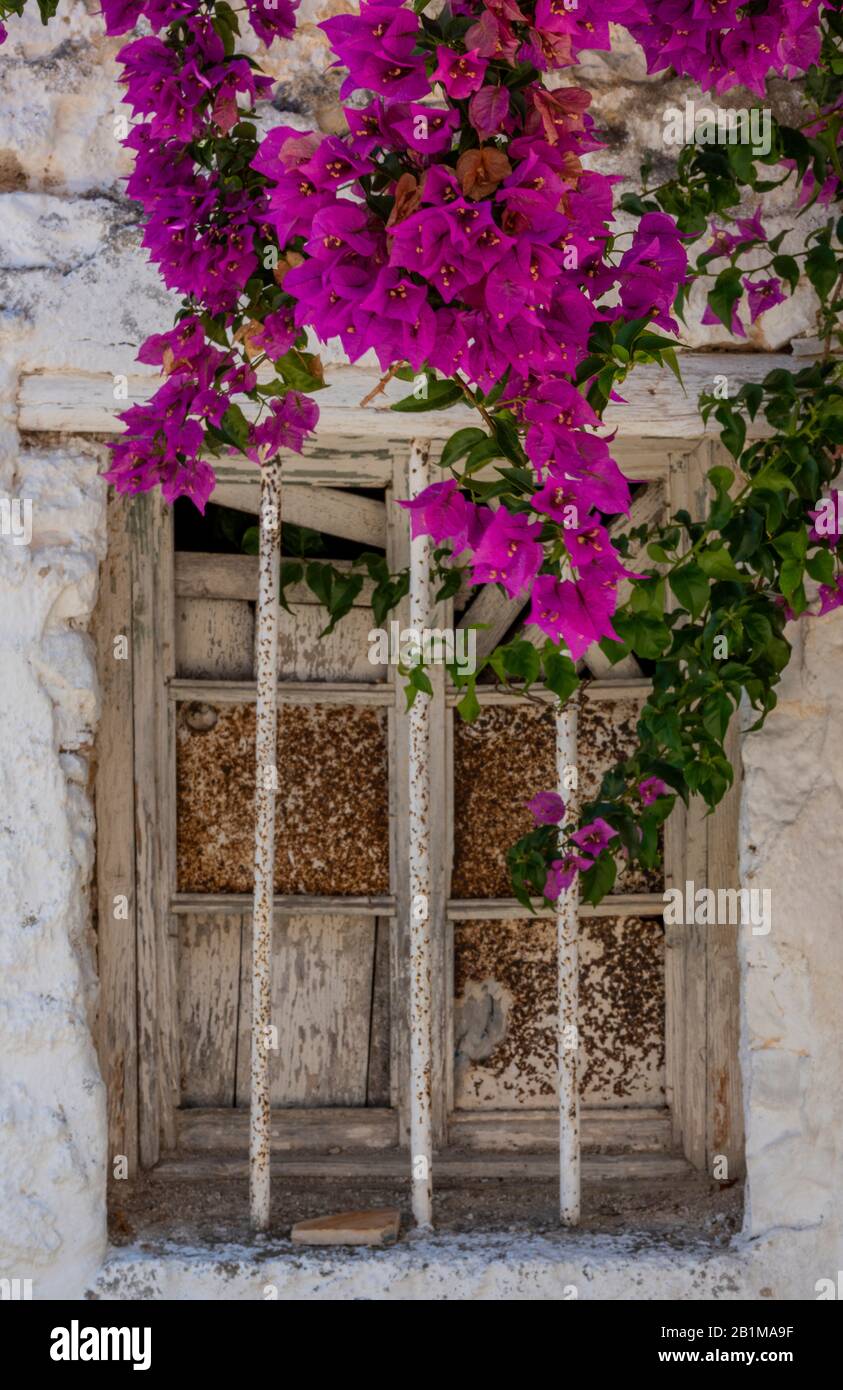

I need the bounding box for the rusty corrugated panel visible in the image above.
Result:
[452,697,663,898]
[454,916,665,1109]
[176,702,389,895]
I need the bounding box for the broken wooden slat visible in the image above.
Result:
[212,481,387,548]
[457,582,527,662]
[174,552,376,604]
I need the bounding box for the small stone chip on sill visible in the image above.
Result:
[291,1209,401,1247]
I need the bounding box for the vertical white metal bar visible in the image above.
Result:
[557,701,580,1225]
[250,460,281,1231]
[408,438,433,1228]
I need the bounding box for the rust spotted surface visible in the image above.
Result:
[578,697,664,894]
[452,705,555,898]
[452,697,663,898]
[176,703,389,895]
[454,916,665,1109]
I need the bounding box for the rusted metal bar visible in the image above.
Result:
[250,460,281,1231]
[556,702,580,1225]
[408,437,433,1228]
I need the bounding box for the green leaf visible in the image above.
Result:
[456,679,481,723]
[275,349,326,393]
[278,560,303,614]
[579,850,617,906]
[706,267,743,331]
[698,547,743,582]
[542,648,579,703]
[805,243,838,299]
[439,427,487,469]
[219,404,251,452]
[391,379,464,412]
[772,254,800,292]
[806,549,835,585]
[669,562,709,619]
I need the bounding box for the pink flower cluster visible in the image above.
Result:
[253,0,689,659]
[98,0,317,511]
[627,0,824,96]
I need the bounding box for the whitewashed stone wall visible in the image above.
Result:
[1,3,841,1299]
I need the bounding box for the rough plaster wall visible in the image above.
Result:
[740,612,843,1270]
[0,442,108,1298]
[0,5,840,1298]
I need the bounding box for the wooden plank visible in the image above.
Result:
[175,597,254,680]
[445,680,653,705]
[175,552,376,604]
[234,915,377,1107]
[458,583,526,661]
[130,491,179,1165]
[178,1107,398,1152]
[213,446,394,486]
[212,481,387,548]
[177,914,242,1107]
[279,604,385,682]
[169,677,651,707]
[170,678,392,706]
[387,456,412,1138]
[706,714,745,1180]
[449,1106,672,1153]
[171,893,394,915]
[174,1104,668,1153]
[151,1150,694,1182]
[367,918,392,1107]
[447,895,666,919]
[19,355,799,439]
[93,490,138,1175]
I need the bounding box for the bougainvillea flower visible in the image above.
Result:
[702,300,746,338]
[527,791,566,825]
[390,104,460,154]
[433,47,489,99]
[398,479,477,547]
[639,776,670,804]
[243,392,318,463]
[321,4,428,101]
[742,276,787,321]
[471,508,543,598]
[818,576,843,615]
[571,818,616,857]
[543,851,591,900]
[735,208,767,244]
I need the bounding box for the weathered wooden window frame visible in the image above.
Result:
[94,432,744,1188]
